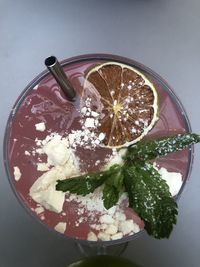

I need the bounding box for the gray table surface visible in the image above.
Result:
[0,0,200,266]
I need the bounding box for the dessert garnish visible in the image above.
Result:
[56,133,200,239]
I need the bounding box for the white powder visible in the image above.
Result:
[54,222,66,234]
[35,122,46,132]
[67,186,106,214]
[76,99,107,149]
[67,128,104,150]
[13,166,21,181]
[103,148,126,170]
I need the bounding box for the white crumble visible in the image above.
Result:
[13,166,21,181]
[33,84,39,90]
[91,111,99,117]
[97,232,111,241]
[118,220,137,235]
[35,206,44,214]
[81,107,87,115]
[99,214,115,225]
[111,232,123,240]
[99,133,105,141]
[111,90,115,95]
[133,223,140,233]
[114,212,126,222]
[35,122,46,132]
[135,120,140,126]
[37,163,50,171]
[95,160,100,166]
[42,135,70,166]
[87,231,98,241]
[105,224,118,235]
[29,135,80,213]
[29,167,66,213]
[84,118,95,128]
[54,222,66,234]
[25,150,31,156]
[158,167,182,196]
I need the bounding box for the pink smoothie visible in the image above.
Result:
[5,56,191,242]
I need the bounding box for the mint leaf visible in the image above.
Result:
[56,170,109,195]
[126,133,200,162]
[102,165,124,209]
[56,164,123,197]
[103,184,119,210]
[124,162,178,239]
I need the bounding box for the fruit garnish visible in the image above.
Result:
[56,133,200,239]
[82,62,158,148]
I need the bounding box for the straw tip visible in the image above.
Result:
[45,56,57,67]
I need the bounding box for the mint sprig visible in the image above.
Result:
[56,133,200,239]
[124,162,178,238]
[102,165,124,209]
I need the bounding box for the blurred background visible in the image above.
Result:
[0,0,200,266]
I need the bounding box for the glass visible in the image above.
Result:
[3,54,193,254]
[67,255,142,267]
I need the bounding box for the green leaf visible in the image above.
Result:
[125,133,200,162]
[102,165,124,209]
[56,164,123,197]
[56,170,109,195]
[124,162,178,239]
[103,184,119,210]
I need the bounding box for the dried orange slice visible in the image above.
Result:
[82,62,158,148]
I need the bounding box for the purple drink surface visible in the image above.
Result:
[6,57,190,241]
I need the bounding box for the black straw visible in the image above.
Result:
[45,56,76,101]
